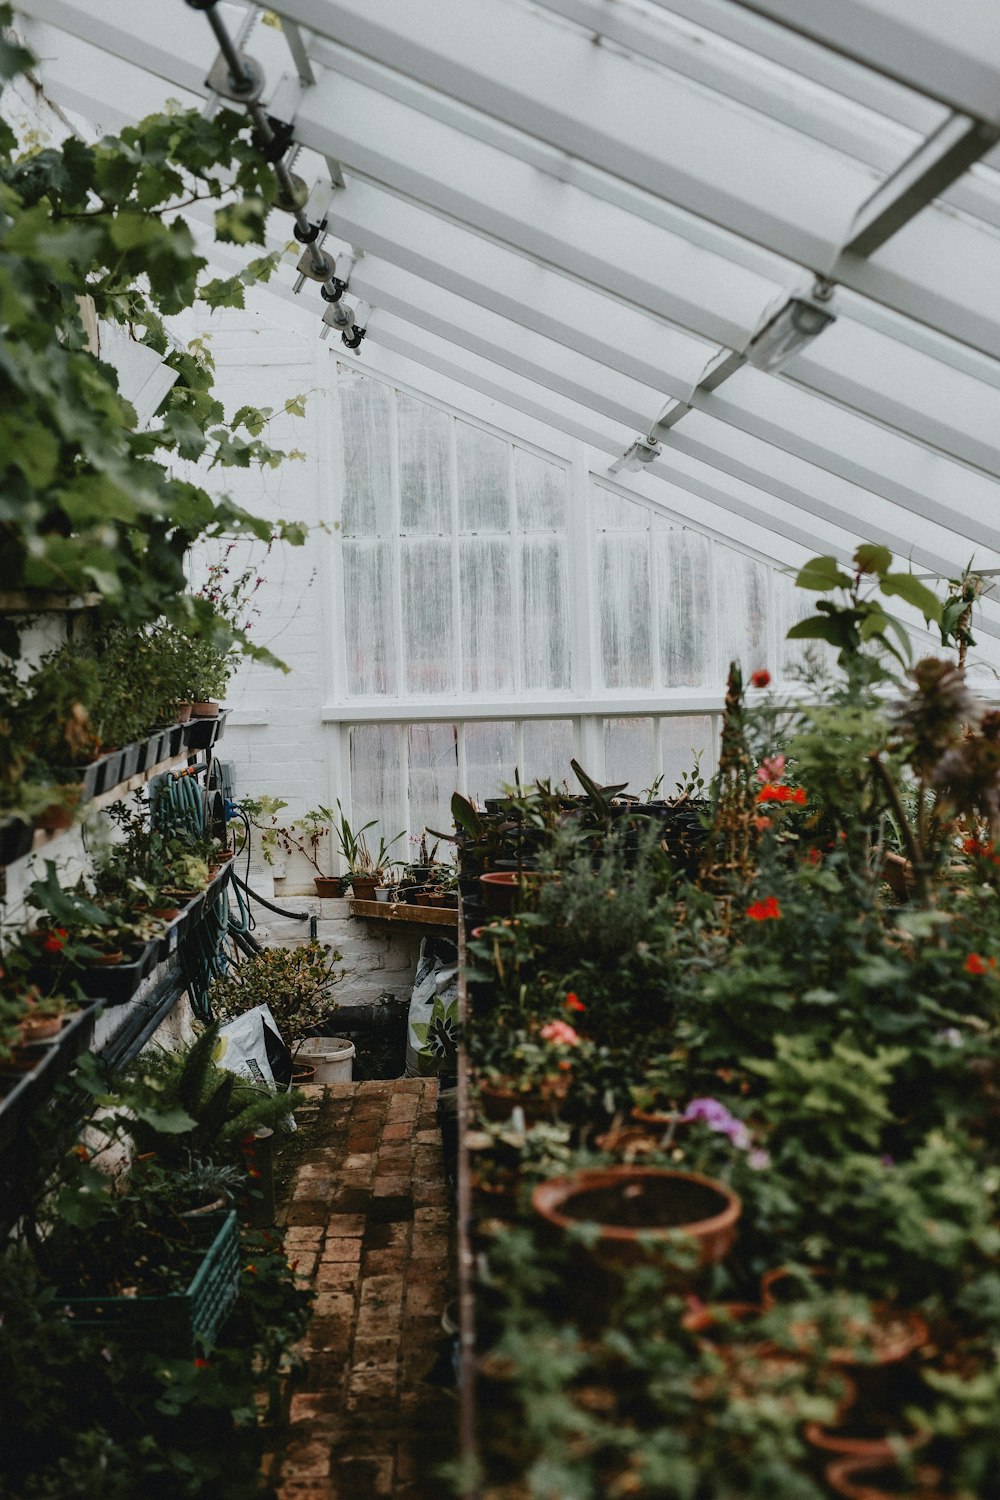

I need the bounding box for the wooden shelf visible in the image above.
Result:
[349,899,458,928]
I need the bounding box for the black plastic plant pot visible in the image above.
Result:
[0,817,34,869]
[76,940,160,1005]
[93,750,126,796]
[0,1005,97,1154]
[184,710,227,752]
[117,742,142,781]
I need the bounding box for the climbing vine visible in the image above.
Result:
[0,8,307,656]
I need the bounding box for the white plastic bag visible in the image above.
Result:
[215,1003,292,1091]
[405,938,459,1078]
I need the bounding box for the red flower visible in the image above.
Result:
[564,992,586,1013]
[42,928,68,953]
[754,816,773,832]
[964,953,997,975]
[746,896,782,921]
[805,848,822,867]
[962,837,1000,865]
[757,784,807,805]
[750,670,771,689]
[194,1357,211,1369]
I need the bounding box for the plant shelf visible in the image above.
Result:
[0,1004,98,1154]
[349,898,458,928]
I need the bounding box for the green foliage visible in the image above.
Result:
[0,39,304,652]
[208,942,345,1045]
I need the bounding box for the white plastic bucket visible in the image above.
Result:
[294,1036,356,1083]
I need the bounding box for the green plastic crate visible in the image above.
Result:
[61,1209,240,1353]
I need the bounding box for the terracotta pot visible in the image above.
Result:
[291,1063,316,1084]
[349,875,379,901]
[190,700,220,719]
[825,1457,948,1500]
[174,701,193,724]
[17,1013,64,1045]
[314,876,341,898]
[804,1411,931,1463]
[477,1078,568,1125]
[532,1166,741,1273]
[761,1268,929,1369]
[479,870,520,915]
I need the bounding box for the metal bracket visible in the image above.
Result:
[252,115,295,164]
[296,247,337,283]
[205,48,265,103]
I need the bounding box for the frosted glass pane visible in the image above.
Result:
[457,421,510,531]
[460,538,514,694]
[597,488,650,531]
[408,723,458,854]
[515,448,566,529]
[599,532,652,688]
[774,567,834,681]
[401,539,454,694]
[521,536,570,690]
[463,721,517,804]
[604,717,656,795]
[655,524,712,688]
[714,546,769,685]
[350,725,406,853]
[340,371,392,537]
[342,541,397,696]
[523,719,574,785]
[660,716,715,795]
[398,392,451,534]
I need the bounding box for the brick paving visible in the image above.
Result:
[268,1080,457,1500]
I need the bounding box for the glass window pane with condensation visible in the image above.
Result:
[598,488,651,532]
[457,420,510,532]
[520,535,571,690]
[599,531,653,688]
[342,540,398,696]
[604,716,656,795]
[350,724,406,852]
[713,545,769,684]
[515,448,567,530]
[408,723,459,853]
[655,523,712,688]
[660,716,716,797]
[340,369,392,539]
[464,721,517,805]
[774,565,835,683]
[523,719,575,785]
[460,537,514,694]
[398,391,451,535]
[401,538,455,694]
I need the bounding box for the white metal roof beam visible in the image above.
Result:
[840,111,1000,259]
[722,0,1000,127]
[22,0,1000,366]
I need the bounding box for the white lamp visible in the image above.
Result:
[745,286,836,372]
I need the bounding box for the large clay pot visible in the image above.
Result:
[825,1457,948,1500]
[532,1166,741,1272]
[479,870,520,915]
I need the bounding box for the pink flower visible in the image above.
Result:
[756,754,786,784]
[539,1020,581,1047]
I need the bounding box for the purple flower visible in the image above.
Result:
[747,1148,771,1171]
[682,1097,750,1148]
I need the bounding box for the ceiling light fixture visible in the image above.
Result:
[608,436,661,474]
[744,280,836,372]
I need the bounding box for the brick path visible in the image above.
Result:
[269,1080,457,1499]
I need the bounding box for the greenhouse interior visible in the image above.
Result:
[3,1,1000,1496]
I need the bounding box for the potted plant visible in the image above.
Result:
[207,942,345,1050]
